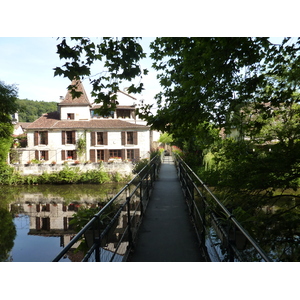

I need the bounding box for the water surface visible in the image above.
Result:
[0,183,123,262]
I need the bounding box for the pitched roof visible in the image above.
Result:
[59,80,91,106]
[18,122,32,129]
[27,111,60,129]
[27,111,149,130]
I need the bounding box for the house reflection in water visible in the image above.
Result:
[10,191,137,261]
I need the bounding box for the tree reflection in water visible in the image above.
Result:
[0,208,16,261]
[211,189,300,261]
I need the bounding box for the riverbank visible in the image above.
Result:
[0,162,134,185]
[11,161,134,176]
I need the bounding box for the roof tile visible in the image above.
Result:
[27,112,149,130]
[59,80,91,106]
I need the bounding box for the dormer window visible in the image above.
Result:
[67,113,75,120]
[116,109,131,119]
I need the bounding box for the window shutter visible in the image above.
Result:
[91,132,96,146]
[63,217,68,230]
[73,150,77,160]
[61,150,66,161]
[62,131,66,145]
[45,151,49,161]
[104,149,109,162]
[72,131,76,144]
[45,132,48,145]
[34,131,39,145]
[90,149,96,162]
[134,149,140,160]
[121,149,125,160]
[35,150,39,160]
[36,217,41,230]
[133,132,138,145]
[103,132,108,145]
[46,217,50,230]
[121,132,126,145]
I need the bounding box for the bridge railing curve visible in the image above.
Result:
[52,154,162,262]
[174,154,271,262]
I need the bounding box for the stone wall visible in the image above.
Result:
[12,161,134,176]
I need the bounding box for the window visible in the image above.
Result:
[109,149,121,158]
[127,132,134,144]
[127,149,134,160]
[40,151,46,160]
[34,131,48,145]
[97,132,104,145]
[121,131,138,145]
[67,113,75,120]
[91,132,107,146]
[39,132,47,144]
[116,109,131,119]
[67,150,75,160]
[61,150,77,160]
[35,150,48,161]
[41,217,50,231]
[62,131,76,144]
[66,132,73,144]
[97,150,104,161]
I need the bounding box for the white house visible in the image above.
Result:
[22,80,151,164]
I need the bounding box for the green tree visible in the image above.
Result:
[158,132,173,144]
[0,81,18,164]
[54,37,148,116]
[0,81,18,138]
[17,99,57,122]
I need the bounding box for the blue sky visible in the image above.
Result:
[0,37,159,104]
[0,37,293,106]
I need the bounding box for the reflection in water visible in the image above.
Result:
[0,209,16,262]
[1,183,123,262]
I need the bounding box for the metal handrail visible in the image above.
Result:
[52,154,162,262]
[174,154,271,262]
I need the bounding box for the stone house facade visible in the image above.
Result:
[20,80,151,164]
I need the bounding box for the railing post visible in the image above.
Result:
[126,196,133,250]
[94,237,101,262]
[201,197,206,247]
[139,177,144,216]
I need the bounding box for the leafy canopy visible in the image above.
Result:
[0,81,18,139]
[54,37,148,115]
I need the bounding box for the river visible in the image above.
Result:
[0,183,124,262]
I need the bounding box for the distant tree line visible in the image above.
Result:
[17,99,57,122]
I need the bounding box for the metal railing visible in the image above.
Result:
[174,154,271,262]
[52,154,162,262]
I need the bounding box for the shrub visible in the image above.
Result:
[132,159,149,174]
[110,172,122,182]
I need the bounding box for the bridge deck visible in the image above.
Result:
[129,156,205,262]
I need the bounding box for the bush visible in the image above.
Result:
[110,172,122,182]
[132,159,149,175]
[80,169,110,184]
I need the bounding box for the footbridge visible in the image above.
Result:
[53,154,271,262]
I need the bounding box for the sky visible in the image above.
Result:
[0,37,291,107]
[0,37,160,106]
